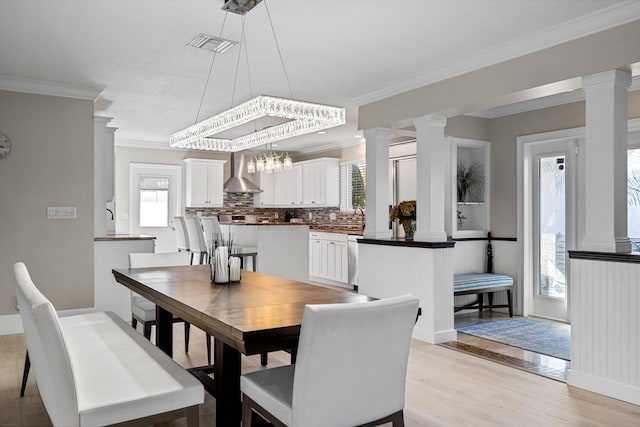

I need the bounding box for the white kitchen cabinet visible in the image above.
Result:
[255,159,337,207]
[274,164,303,206]
[301,158,339,207]
[255,171,275,206]
[309,232,349,285]
[184,159,226,207]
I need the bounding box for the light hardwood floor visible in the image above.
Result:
[1,325,638,426]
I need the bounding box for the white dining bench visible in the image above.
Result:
[14,262,204,427]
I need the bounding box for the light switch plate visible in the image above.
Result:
[47,207,77,219]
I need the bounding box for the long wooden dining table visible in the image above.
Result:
[112,265,373,426]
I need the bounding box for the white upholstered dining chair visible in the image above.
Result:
[173,216,189,252]
[184,216,208,264]
[240,294,419,427]
[129,252,194,348]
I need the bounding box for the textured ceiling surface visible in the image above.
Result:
[0,0,632,152]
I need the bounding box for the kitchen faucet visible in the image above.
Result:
[355,207,365,231]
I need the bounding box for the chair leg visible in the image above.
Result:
[392,410,404,427]
[190,251,194,265]
[478,293,484,312]
[185,405,199,427]
[143,321,153,339]
[206,334,212,365]
[488,292,494,311]
[507,289,513,317]
[184,322,191,353]
[199,252,206,265]
[20,351,30,397]
[242,394,253,427]
[260,352,268,366]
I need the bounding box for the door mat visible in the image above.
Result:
[457,317,570,361]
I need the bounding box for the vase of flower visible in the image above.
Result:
[390,200,416,240]
[401,220,416,240]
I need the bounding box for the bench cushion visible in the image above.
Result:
[61,311,203,426]
[454,273,513,293]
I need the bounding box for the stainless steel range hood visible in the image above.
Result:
[223,152,263,193]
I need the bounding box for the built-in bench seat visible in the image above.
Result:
[454,273,513,317]
[14,262,204,427]
[453,233,514,317]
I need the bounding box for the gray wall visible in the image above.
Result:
[0,90,94,314]
[488,91,640,238]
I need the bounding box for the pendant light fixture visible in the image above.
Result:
[169,1,345,153]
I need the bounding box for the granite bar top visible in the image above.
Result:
[310,228,364,235]
[94,233,156,241]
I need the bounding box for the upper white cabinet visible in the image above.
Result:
[184,158,226,207]
[302,158,339,206]
[255,158,338,207]
[448,138,490,238]
[274,164,303,206]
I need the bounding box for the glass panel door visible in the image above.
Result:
[532,141,571,321]
[538,156,566,299]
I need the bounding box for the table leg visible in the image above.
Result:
[214,339,242,426]
[156,305,173,357]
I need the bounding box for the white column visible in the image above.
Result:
[414,114,448,242]
[94,116,113,237]
[363,127,392,239]
[581,69,631,253]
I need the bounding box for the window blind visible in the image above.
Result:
[340,160,366,211]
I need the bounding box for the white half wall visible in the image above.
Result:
[568,256,640,406]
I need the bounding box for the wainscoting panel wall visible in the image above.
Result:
[568,258,640,405]
[359,243,455,344]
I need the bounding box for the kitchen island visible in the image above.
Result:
[218,222,309,282]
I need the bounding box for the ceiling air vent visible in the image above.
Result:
[186,34,237,54]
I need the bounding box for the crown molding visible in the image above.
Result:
[468,75,640,119]
[353,1,640,107]
[115,139,180,151]
[0,75,104,100]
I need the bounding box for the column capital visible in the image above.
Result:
[414,114,447,128]
[363,127,393,141]
[582,69,632,91]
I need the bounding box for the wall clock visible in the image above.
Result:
[0,133,10,159]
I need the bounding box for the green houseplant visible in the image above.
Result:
[457,162,483,203]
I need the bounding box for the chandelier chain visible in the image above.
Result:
[230,15,246,108]
[194,11,229,124]
[264,0,293,99]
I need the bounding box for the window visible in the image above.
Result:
[139,176,170,227]
[340,160,366,211]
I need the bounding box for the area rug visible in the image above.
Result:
[457,317,571,361]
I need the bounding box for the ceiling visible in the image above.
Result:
[0,0,637,154]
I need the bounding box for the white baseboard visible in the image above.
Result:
[568,369,640,406]
[0,307,96,336]
[413,327,457,344]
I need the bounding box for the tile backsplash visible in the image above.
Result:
[185,193,365,230]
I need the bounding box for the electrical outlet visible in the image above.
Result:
[329,212,336,220]
[47,207,77,219]
[308,212,313,220]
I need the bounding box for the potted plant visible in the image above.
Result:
[457,162,483,203]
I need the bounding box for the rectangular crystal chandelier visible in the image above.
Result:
[169,95,345,152]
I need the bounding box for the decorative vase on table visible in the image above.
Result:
[402,221,416,240]
[390,200,417,241]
